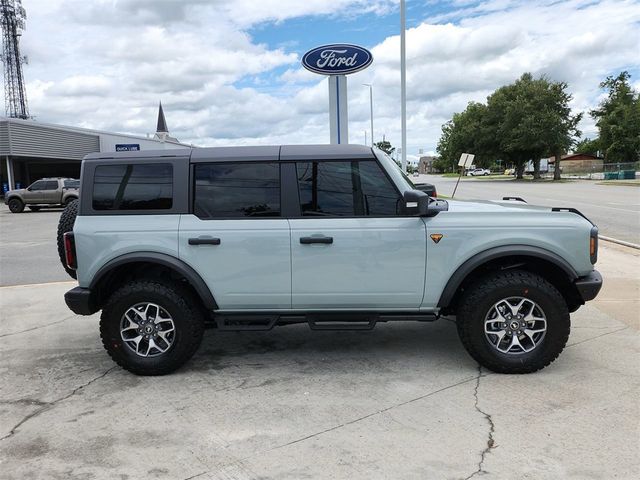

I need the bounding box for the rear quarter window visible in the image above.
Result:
[92,164,173,210]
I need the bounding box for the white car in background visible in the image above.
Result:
[467,168,491,176]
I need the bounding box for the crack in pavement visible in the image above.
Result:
[464,365,496,480]
[567,326,628,348]
[0,366,117,442]
[0,316,76,339]
[266,374,480,453]
[182,472,208,480]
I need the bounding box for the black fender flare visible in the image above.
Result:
[437,245,578,308]
[90,252,218,310]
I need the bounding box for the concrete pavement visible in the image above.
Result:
[1,243,638,479]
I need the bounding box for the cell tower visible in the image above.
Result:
[0,0,29,119]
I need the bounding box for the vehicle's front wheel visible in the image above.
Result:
[100,280,205,375]
[8,198,24,213]
[456,270,570,374]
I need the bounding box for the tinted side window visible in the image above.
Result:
[64,180,79,188]
[194,163,280,218]
[93,164,173,210]
[44,181,59,190]
[29,181,46,191]
[296,160,401,216]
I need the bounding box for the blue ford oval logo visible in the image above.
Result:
[302,44,373,75]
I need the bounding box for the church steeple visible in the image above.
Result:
[153,101,179,143]
[156,101,168,133]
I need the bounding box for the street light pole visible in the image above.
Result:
[400,0,407,172]
[363,83,374,146]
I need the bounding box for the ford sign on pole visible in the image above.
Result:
[302,44,373,145]
[302,44,373,75]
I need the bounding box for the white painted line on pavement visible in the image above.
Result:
[600,235,640,250]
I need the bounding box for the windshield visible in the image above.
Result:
[372,148,415,192]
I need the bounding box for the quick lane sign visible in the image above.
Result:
[115,144,140,152]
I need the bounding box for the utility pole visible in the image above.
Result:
[400,0,407,172]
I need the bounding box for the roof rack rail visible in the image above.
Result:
[502,196,527,203]
[551,207,594,225]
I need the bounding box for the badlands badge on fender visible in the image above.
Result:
[430,234,443,244]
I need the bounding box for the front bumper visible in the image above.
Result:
[574,270,603,302]
[65,286,98,315]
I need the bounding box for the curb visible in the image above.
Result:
[600,235,640,250]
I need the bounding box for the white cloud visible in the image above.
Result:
[14,0,640,153]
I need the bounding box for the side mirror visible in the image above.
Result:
[403,190,429,216]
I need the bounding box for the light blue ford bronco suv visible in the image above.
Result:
[60,144,602,376]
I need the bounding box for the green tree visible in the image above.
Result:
[590,71,640,163]
[436,74,582,180]
[374,139,395,156]
[435,101,492,172]
[574,137,601,156]
[485,73,581,179]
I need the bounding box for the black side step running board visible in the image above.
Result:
[212,312,438,332]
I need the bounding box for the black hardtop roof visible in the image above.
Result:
[83,144,375,163]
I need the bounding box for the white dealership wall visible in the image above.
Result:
[0,118,192,191]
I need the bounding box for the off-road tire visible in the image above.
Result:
[64,196,77,206]
[56,199,79,279]
[28,206,41,211]
[8,198,24,213]
[100,280,205,376]
[456,270,570,374]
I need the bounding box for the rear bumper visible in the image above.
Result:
[65,287,98,315]
[574,270,603,302]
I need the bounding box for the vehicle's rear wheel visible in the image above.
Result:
[456,270,570,374]
[100,280,205,375]
[8,198,24,213]
[64,196,77,206]
[28,206,41,211]
[56,199,79,279]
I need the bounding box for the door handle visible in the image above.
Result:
[300,236,333,245]
[188,237,221,245]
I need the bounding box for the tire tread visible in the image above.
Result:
[56,199,78,279]
[99,279,204,376]
[457,270,570,374]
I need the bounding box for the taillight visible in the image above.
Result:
[590,226,598,264]
[433,190,437,198]
[64,232,77,270]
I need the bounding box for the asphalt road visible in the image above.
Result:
[0,207,68,286]
[418,174,640,244]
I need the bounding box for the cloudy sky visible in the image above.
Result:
[16,0,640,158]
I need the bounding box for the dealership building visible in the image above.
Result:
[0,104,190,192]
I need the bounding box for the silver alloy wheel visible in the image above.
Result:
[120,302,176,357]
[484,297,547,355]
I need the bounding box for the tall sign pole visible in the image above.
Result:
[400,0,407,171]
[328,75,348,144]
[302,44,373,145]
